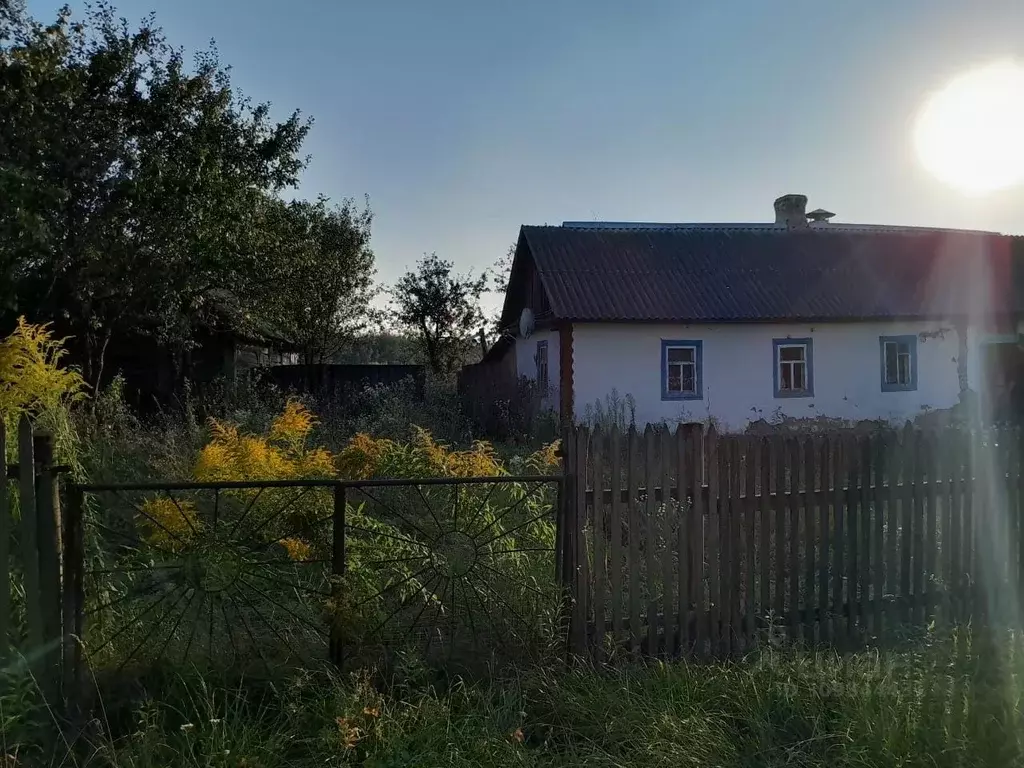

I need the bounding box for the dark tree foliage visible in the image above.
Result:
[257,195,376,365]
[0,3,374,388]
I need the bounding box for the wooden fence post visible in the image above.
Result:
[18,416,43,655]
[34,434,62,704]
[560,428,580,658]
[627,427,641,655]
[592,427,606,659]
[610,426,624,646]
[0,419,8,653]
[573,426,590,658]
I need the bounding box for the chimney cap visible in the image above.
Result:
[773,193,808,228]
[807,208,836,223]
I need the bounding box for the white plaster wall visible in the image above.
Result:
[515,329,560,413]
[572,321,983,432]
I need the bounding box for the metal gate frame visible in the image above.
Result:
[62,472,570,703]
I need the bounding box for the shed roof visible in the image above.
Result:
[500,224,1021,326]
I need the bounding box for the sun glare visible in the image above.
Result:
[913,61,1024,195]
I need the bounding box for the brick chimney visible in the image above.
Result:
[773,194,808,229]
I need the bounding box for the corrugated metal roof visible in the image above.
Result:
[515,225,1019,323]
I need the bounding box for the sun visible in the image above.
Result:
[913,61,1024,195]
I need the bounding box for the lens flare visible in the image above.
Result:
[913,61,1024,195]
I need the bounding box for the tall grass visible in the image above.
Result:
[6,625,1024,766]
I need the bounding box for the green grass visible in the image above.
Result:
[5,625,1024,767]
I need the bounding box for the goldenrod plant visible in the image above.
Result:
[0,317,86,467]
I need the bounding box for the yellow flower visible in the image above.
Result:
[0,317,86,426]
[362,706,380,718]
[139,497,201,553]
[526,440,562,473]
[336,716,361,750]
[337,433,391,479]
[279,537,312,562]
[270,399,316,447]
[298,447,335,478]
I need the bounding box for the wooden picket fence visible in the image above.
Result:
[0,414,67,704]
[563,423,1024,659]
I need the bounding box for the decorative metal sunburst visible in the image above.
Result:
[77,477,562,675]
[80,485,333,676]
[342,479,561,668]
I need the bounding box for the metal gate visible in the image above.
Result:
[63,473,566,686]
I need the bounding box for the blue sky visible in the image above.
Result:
[26,0,1024,298]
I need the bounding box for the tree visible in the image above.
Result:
[390,253,487,375]
[257,196,376,365]
[0,4,313,388]
[486,241,516,340]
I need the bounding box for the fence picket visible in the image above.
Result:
[845,434,859,643]
[917,430,933,626]
[573,427,589,656]
[690,428,706,658]
[1008,427,1021,616]
[937,429,951,626]
[949,430,964,623]
[831,437,845,645]
[745,437,757,649]
[803,436,816,644]
[661,428,675,658]
[1000,426,1015,620]
[644,426,658,654]
[963,429,976,620]
[872,433,886,637]
[719,436,732,655]
[773,436,786,639]
[1018,427,1024,610]
[676,426,690,654]
[707,427,720,655]
[627,427,641,654]
[856,436,872,638]
[900,423,915,624]
[924,430,939,624]
[610,426,624,644]
[787,438,800,642]
[729,439,742,653]
[592,427,606,659]
[759,437,771,628]
[858,435,871,639]
[886,430,902,632]
[816,436,830,644]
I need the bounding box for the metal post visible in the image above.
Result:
[330,484,347,668]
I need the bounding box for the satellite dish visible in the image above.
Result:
[519,307,535,339]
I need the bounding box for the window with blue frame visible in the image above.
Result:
[536,340,549,391]
[661,340,703,400]
[773,338,813,397]
[880,335,917,391]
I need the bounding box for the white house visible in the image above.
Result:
[493,195,1024,432]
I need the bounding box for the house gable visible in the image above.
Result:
[498,229,555,334]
